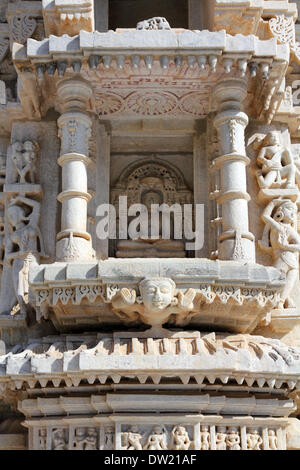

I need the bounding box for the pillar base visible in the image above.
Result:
[56,234,95,262]
[218,236,256,262]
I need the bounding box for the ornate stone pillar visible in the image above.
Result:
[56,78,94,261]
[213,79,255,262]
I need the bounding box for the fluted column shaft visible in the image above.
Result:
[213,79,255,262]
[56,78,94,261]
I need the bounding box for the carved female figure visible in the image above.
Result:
[52,429,66,450]
[122,426,143,450]
[84,427,98,450]
[170,426,191,450]
[246,429,263,450]
[200,425,210,450]
[259,199,300,309]
[216,427,227,450]
[256,131,297,189]
[11,140,39,184]
[226,427,241,450]
[73,428,86,450]
[268,430,278,450]
[143,425,168,450]
[5,195,47,314]
[38,428,47,450]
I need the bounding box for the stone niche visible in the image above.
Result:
[110,156,193,258]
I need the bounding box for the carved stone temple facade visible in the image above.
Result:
[1,0,300,452]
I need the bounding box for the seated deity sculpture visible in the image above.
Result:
[259,199,300,309]
[116,185,186,258]
[52,429,66,450]
[255,131,297,190]
[111,277,197,328]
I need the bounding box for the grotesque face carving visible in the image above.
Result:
[274,201,297,224]
[139,278,176,314]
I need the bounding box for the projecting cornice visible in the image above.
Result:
[10,30,290,123]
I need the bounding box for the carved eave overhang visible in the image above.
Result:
[29,259,285,332]
[0,332,299,396]
[11,30,289,123]
[18,394,296,419]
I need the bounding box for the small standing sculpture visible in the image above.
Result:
[84,428,98,450]
[215,427,227,450]
[143,425,168,450]
[11,140,39,184]
[104,426,115,449]
[259,199,300,309]
[226,427,241,450]
[52,429,66,450]
[200,425,210,450]
[5,195,47,314]
[73,428,86,450]
[38,428,47,450]
[246,429,263,450]
[268,429,278,450]
[170,426,191,450]
[121,426,143,450]
[255,131,297,190]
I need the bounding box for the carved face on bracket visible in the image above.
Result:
[139,278,176,315]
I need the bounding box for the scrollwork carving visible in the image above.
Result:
[136,17,171,30]
[9,14,37,44]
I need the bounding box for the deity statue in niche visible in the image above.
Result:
[111,161,192,259]
[170,426,191,450]
[255,131,297,190]
[143,425,168,450]
[5,195,47,314]
[259,199,300,309]
[121,426,143,450]
[111,277,197,328]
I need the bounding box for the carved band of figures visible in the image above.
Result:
[34,424,282,450]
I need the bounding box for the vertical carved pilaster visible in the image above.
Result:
[213,79,255,262]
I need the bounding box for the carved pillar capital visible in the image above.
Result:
[57,78,93,113]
